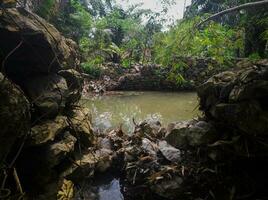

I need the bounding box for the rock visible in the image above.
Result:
[30,116,68,146]
[197,71,236,115]
[45,131,77,167]
[24,74,68,119]
[150,176,184,198]
[84,58,235,94]
[198,60,268,137]
[0,73,31,163]
[188,121,216,146]
[67,107,95,147]
[137,119,162,138]
[165,120,216,148]
[165,121,189,148]
[158,141,181,163]
[64,149,114,183]
[229,80,268,102]
[0,8,80,85]
[141,138,159,158]
[58,69,83,105]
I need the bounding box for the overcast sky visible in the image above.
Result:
[115,0,192,24]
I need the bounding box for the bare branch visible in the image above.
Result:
[197,0,268,28]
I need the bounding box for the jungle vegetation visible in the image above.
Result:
[33,0,268,76]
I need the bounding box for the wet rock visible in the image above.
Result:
[0,73,31,163]
[30,116,68,146]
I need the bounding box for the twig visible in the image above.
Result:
[13,168,23,195]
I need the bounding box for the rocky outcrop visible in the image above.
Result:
[198,59,268,141]
[0,7,94,200]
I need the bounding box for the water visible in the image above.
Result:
[81,91,199,133]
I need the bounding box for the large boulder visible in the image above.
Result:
[0,8,82,114]
[0,73,31,163]
[0,8,80,84]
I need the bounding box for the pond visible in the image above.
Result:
[78,91,199,200]
[81,91,199,133]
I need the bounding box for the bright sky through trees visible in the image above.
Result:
[115,0,192,24]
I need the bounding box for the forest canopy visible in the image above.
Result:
[27,0,268,76]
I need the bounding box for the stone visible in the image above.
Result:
[30,116,68,145]
[165,121,190,148]
[158,140,181,163]
[150,176,184,198]
[198,60,268,137]
[0,8,80,84]
[45,131,77,167]
[188,121,216,147]
[24,74,68,119]
[64,149,114,183]
[0,73,31,163]
[58,69,83,105]
[138,119,162,138]
[165,120,216,148]
[67,107,95,147]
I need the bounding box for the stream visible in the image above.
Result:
[81,91,199,133]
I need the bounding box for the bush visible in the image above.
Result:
[81,61,102,78]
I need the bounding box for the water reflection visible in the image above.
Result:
[82,91,199,133]
[98,179,124,200]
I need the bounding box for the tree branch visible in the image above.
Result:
[197,0,268,28]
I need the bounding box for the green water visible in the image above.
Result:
[82,91,199,133]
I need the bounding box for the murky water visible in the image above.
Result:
[81,91,199,133]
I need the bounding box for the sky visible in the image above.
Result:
[115,0,192,25]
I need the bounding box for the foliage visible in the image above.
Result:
[153,17,243,67]
[36,0,56,19]
[248,52,261,61]
[81,60,102,78]
[184,0,268,57]
[36,0,267,80]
